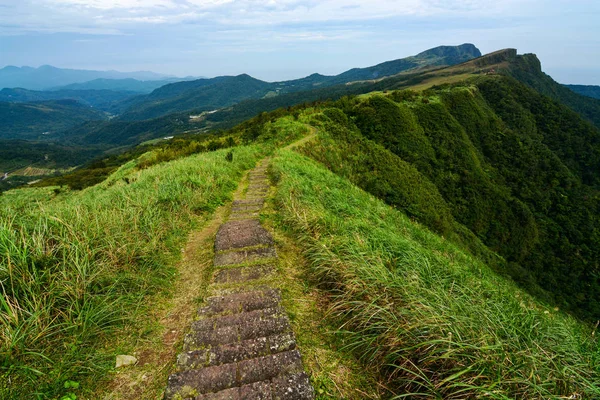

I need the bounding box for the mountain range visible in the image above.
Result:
[0,43,482,142]
[0,65,179,90]
[117,43,481,121]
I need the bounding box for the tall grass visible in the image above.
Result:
[0,145,264,398]
[271,149,600,399]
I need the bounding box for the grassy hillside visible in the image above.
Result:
[0,99,107,140]
[0,144,266,399]
[271,148,599,398]
[293,77,600,321]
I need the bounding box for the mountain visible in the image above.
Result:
[326,43,481,84]
[0,87,137,112]
[118,43,482,121]
[0,65,173,90]
[118,74,272,121]
[565,84,600,99]
[0,99,108,140]
[53,77,196,93]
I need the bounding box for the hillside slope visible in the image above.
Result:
[565,84,600,99]
[0,87,137,112]
[293,77,600,321]
[0,99,107,140]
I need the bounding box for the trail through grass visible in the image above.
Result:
[0,145,264,399]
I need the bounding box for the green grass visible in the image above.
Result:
[0,145,265,399]
[270,149,600,399]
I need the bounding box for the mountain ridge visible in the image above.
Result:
[118,43,482,121]
[0,65,180,90]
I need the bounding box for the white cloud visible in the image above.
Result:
[0,0,537,35]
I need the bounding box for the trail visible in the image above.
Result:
[164,157,315,399]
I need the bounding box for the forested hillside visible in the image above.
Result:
[295,77,600,320]
[0,100,108,139]
[566,84,600,99]
[0,87,137,112]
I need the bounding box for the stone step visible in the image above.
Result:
[165,350,306,399]
[231,204,263,213]
[177,332,296,370]
[248,183,269,190]
[192,372,314,400]
[213,264,275,284]
[233,199,264,206]
[193,306,284,331]
[198,288,282,318]
[215,220,273,252]
[246,190,269,197]
[214,246,277,267]
[184,310,290,350]
[228,212,260,221]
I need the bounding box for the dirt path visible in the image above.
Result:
[164,158,315,399]
[284,126,317,151]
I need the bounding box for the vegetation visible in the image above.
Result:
[565,84,600,100]
[0,140,98,173]
[295,79,600,321]
[271,148,600,399]
[0,145,265,399]
[0,87,137,112]
[0,99,107,140]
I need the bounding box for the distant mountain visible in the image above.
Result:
[53,77,197,94]
[565,84,600,99]
[119,43,482,121]
[0,87,137,112]
[0,99,108,140]
[0,65,174,90]
[325,43,481,84]
[119,74,272,121]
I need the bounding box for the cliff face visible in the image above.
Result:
[473,48,518,67]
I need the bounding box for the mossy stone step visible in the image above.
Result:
[177,332,296,371]
[198,288,282,318]
[214,246,277,267]
[192,373,314,400]
[233,199,264,206]
[215,220,273,252]
[184,311,290,350]
[213,264,275,284]
[165,350,306,399]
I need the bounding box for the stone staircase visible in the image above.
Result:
[164,159,315,400]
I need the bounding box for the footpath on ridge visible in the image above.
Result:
[164,157,315,400]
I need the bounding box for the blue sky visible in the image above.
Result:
[0,0,598,84]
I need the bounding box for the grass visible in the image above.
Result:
[0,145,265,399]
[270,148,600,399]
[260,181,384,399]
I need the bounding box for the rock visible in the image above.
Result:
[116,354,138,368]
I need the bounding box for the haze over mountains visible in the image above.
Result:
[0,65,187,90]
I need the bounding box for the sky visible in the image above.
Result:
[0,0,598,84]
